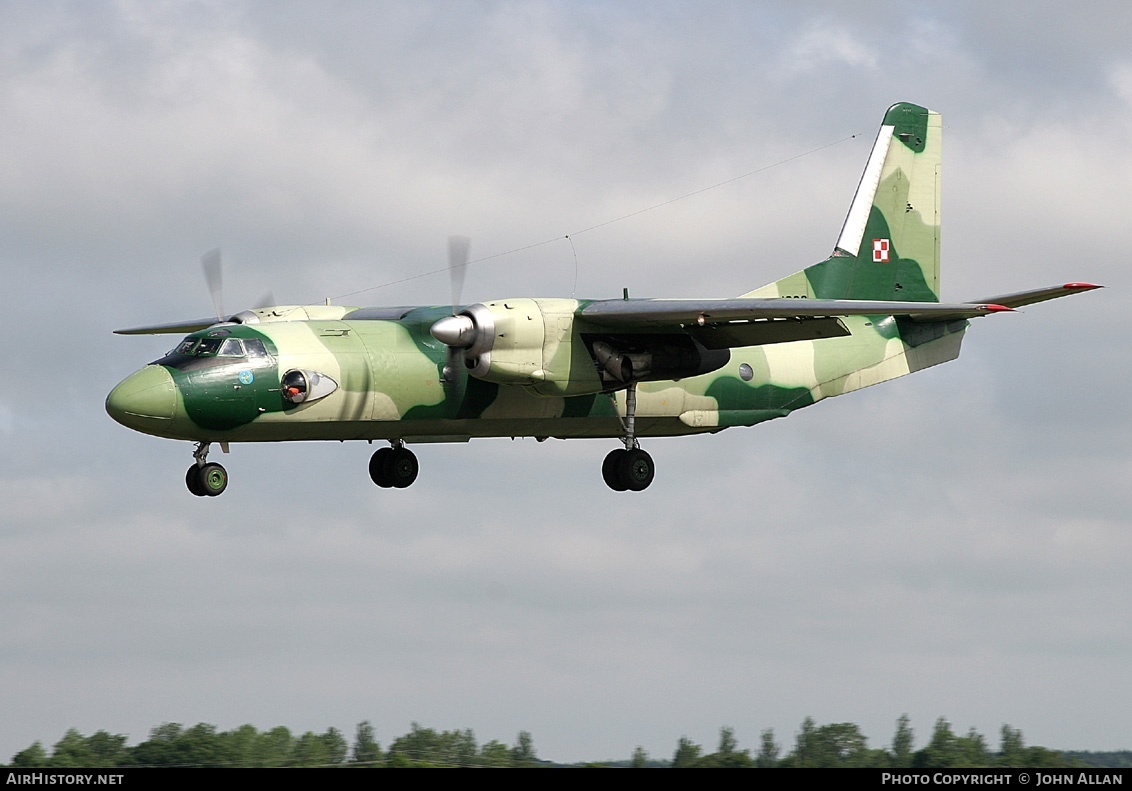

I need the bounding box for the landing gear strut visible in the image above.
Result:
[369,441,419,489]
[185,441,228,497]
[602,382,654,492]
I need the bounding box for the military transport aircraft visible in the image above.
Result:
[106,102,1099,495]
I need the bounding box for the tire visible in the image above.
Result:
[384,447,419,489]
[199,463,228,497]
[602,449,629,491]
[620,448,654,492]
[369,447,394,487]
[186,465,207,497]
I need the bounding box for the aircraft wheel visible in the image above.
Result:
[620,448,654,492]
[368,447,394,488]
[602,449,628,491]
[185,465,207,497]
[198,463,228,497]
[384,447,419,489]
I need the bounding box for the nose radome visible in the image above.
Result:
[106,365,177,429]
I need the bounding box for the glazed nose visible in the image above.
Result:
[106,365,177,428]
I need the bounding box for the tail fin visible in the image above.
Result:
[745,102,942,302]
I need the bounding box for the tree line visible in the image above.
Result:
[663,717,1074,768]
[6,722,537,769]
[3,715,1111,768]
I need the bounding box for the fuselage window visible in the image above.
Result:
[281,370,308,403]
[244,339,268,357]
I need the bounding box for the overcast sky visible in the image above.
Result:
[2,0,1130,764]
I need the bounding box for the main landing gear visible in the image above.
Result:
[602,447,654,492]
[602,382,655,492]
[369,441,419,489]
[186,441,228,497]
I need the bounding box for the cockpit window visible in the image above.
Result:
[174,338,199,355]
[167,333,270,360]
[195,338,224,356]
[218,338,245,357]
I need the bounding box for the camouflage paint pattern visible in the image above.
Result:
[106,104,969,446]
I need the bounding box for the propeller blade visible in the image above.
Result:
[447,235,470,315]
[201,248,224,321]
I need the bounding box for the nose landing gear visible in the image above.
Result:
[185,441,228,497]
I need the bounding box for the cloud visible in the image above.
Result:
[782,20,880,72]
[1109,61,1132,106]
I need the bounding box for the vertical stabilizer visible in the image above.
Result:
[745,102,942,302]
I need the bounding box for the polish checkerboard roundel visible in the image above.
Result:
[872,238,890,263]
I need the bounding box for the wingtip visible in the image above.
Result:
[985,304,1014,313]
[1063,282,1103,291]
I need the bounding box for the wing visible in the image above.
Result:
[115,304,369,335]
[114,317,220,335]
[578,297,1013,349]
[903,283,1103,324]
[971,282,1102,309]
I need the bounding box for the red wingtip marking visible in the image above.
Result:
[986,304,1014,312]
[1063,282,1102,290]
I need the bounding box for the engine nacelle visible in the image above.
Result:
[430,298,730,397]
[466,299,605,396]
[432,299,603,396]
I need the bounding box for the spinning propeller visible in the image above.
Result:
[201,248,225,322]
[201,248,275,323]
[114,249,275,335]
[430,236,494,385]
